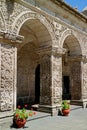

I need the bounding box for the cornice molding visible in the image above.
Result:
[0,30,24,43]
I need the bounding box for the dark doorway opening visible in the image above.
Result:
[35,64,40,104]
[62,76,71,100]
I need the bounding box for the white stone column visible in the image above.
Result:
[38,47,65,115]
[51,54,62,105]
[51,47,64,115]
[0,31,23,117]
[0,44,16,111]
[13,46,17,110]
[81,56,87,102]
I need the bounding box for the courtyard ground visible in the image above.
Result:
[0,105,87,130]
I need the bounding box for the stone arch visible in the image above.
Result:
[62,29,82,101]
[12,11,56,43]
[0,9,6,30]
[60,29,82,55]
[16,11,55,106]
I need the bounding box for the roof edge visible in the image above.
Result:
[51,0,87,22]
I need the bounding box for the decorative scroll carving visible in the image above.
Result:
[51,21,67,40]
[0,44,15,111]
[12,11,55,43]
[1,1,29,32]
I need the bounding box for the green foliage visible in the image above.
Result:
[14,108,34,121]
[62,100,70,109]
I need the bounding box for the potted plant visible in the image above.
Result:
[61,100,70,116]
[13,105,36,128]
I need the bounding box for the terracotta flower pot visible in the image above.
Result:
[62,109,70,116]
[15,119,26,128]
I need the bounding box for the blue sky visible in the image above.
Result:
[65,0,87,12]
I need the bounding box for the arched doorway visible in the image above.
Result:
[17,18,52,107]
[35,64,40,104]
[62,34,82,100]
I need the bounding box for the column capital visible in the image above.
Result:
[0,30,24,43]
[52,47,67,56]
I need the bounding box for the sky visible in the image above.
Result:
[64,0,87,12]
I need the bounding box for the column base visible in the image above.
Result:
[0,111,13,119]
[71,99,87,108]
[38,104,61,116]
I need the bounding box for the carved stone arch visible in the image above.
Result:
[60,29,82,55]
[0,9,6,30]
[12,11,56,43]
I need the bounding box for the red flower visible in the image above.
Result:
[33,112,36,115]
[24,104,28,108]
[17,105,21,109]
[29,113,33,116]
[15,114,19,117]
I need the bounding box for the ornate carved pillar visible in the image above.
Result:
[51,47,66,115]
[37,47,66,116]
[0,44,16,111]
[0,30,23,117]
[81,56,87,101]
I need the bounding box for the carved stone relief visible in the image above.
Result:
[0,44,15,111]
[81,37,87,57]
[0,10,5,31]
[82,62,87,99]
[51,21,67,39]
[1,0,29,33]
[12,11,55,44]
[52,55,62,104]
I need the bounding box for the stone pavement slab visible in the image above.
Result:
[0,105,87,130]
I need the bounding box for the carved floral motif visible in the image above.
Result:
[0,44,15,111]
[51,21,67,40]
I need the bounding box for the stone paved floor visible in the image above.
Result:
[0,105,87,130]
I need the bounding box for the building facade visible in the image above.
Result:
[0,0,87,117]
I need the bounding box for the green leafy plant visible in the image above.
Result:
[14,105,36,121]
[62,100,70,109]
